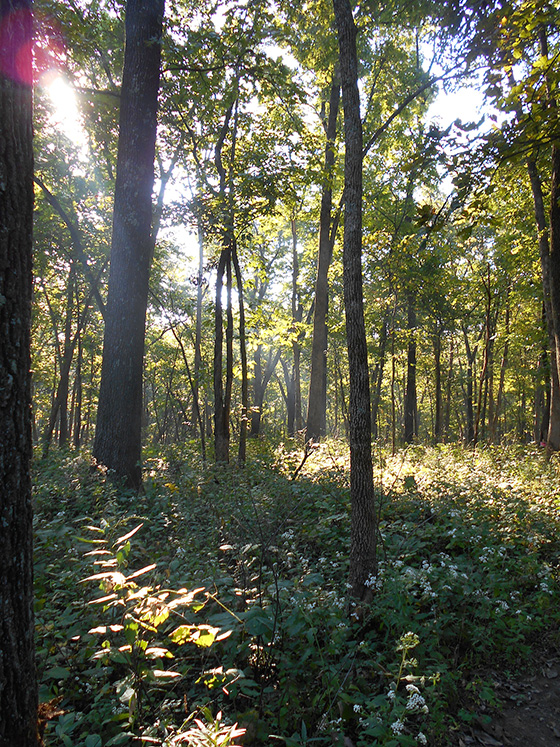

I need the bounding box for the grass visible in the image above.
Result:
[33,440,560,746]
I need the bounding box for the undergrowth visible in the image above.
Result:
[33,441,560,746]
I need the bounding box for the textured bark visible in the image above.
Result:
[528,158,560,450]
[93,0,164,488]
[306,74,340,442]
[0,2,38,743]
[333,0,378,601]
[548,143,560,452]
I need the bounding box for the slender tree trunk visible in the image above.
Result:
[288,217,303,436]
[214,247,230,462]
[193,219,204,434]
[251,347,281,436]
[491,292,509,443]
[281,358,296,436]
[251,345,264,436]
[463,327,476,444]
[73,330,83,448]
[474,266,493,445]
[371,308,391,440]
[444,335,454,441]
[433,325,442,444]
[58,267,76,446]
[404,292,418,443]
[0,3,37,742]
[232,241,248,463]
[307,73,340,441]
[93,0,164,489]
[333,0,377,600]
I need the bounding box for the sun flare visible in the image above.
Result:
[42,72,87,147]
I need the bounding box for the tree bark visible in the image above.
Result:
[0,2,38,742]
[231,241,248,463]
[93,0,164,489]
[433,325,442,444]
[333,0,378,601]
[213,247,230,462]
[306,73,340,442]
[403,292,418,443]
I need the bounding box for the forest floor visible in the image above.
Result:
[33,441,560,747]
[453,652,560,746]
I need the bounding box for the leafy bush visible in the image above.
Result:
[34,442,560,745]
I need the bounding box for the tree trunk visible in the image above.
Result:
[444,335,454,440]
[232,241,248,463]
[433,325,442,444]
[193,219,204,435]
[291,218,303,434]
[371,308,391,440]
[403,292,418,443]
[491,291,509,443]
[463,327,476,444]
[306,73,340,442]
[333,0,378,601]
[548,143,560,453]
[0,2,38,742]
[213,247,230,462]
[93,0,164,489]
[250,347,281,437]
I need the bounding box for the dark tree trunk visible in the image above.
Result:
[281,358,296,436]
[444,335,454,440]
[214,247,230,462]
[232,241,248,463]
[526,30,560,453]
[535,305,550,443]
[93,0,164,489]
[528,156,560,449]
[72,329,83,448]
[403,292,418,444]
[463,327,476,444]
[491,292,509,444]
[0,2,38,743]
[306,73,340,442]
[250,347,281,437]
[371,308,391,440]
[333,0,378,601]
[433,326,443,444]
[548,143,560,453]
[193,220,204,435]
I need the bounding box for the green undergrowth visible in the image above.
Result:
[33,441,560,746]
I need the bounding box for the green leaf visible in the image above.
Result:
[85,735,102,747]
[44,666,71,680]
[170,624,220,647]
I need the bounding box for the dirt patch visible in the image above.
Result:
[456,658,560,747]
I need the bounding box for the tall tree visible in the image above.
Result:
[0,1,38,743]
[93,0,164,488]
[332,0,378,600]
[306,72,340,441]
